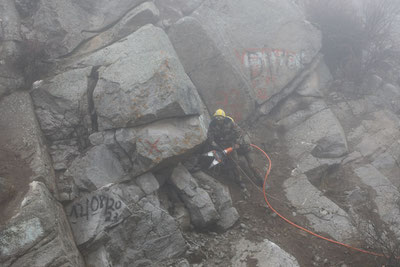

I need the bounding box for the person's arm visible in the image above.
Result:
[207,122,218,147]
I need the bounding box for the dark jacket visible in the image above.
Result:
[207,117,241,149]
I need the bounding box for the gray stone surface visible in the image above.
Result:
[0,92,56,193]
[231,238,299,267]
[0,41,25,99]
[0,182,84,267]
[168,0,321,121]
[193,171,239,231]
[311,133,348,158]
[272,97,327,130]
[170,164,219,228]
[16,0,147,57]
[49,139,80,171]
[284,173,356,242]
[64,145,127,192]
[83,184,186,265]
[76,2,160,57]
[0,177,14,204]
[136,172,160,195]
[378,83,400,113]
[168,16,254,122]
[31,67,93,142]
[296,59,332,97]
[65,184,131,245]
[354,165,400,238]
[155,0,204,28]
[0,0,21,40]
[93,115,208,177]
[78,24,205,130]
[284,108,347,173]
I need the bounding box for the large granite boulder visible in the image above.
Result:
[65,182,186,266]
[168,0,321,121]
[75,2,160,57]
[65,184,131,246]
[192,171,239,231]
[170,164,220,228]
[90,115,208,177]
[64,145,128,193]
[0,182,84,267]
[78,24,205,130]
[15,0,148,57]
[31,67,94,142]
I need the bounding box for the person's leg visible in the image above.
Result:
[244,150,265,186]
[228,151,250,198]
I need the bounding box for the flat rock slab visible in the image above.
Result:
[284,174,356,243]
[231,238,299,267]
[64,145,127,192]
[0,182,84,267]
[284,108,348,173]
[354,165,400,238]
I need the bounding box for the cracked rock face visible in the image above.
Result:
[15,0,148,57]
[90,115,208,178]
[83,24,205,130]
[30,67,93,142]
[65,183,186,266]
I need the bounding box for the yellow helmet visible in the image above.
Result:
[213,109,226,117]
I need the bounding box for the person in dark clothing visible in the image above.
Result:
[207,109,254,197]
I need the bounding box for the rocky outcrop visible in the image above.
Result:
[90,115,208,177]
[65,182,186,266]
[284,173,356,242]
[14,0,149,57]
[82,24,205,131]
[30,67,93,142]
[170,164,220,228]
[0,182,84,267]
[354,165,400,239]
[75,2,160,57]
[192,171,239,231]
[168,0,321,122]
[65,145,128,193]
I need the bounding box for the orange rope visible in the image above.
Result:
[250,144,388,258]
